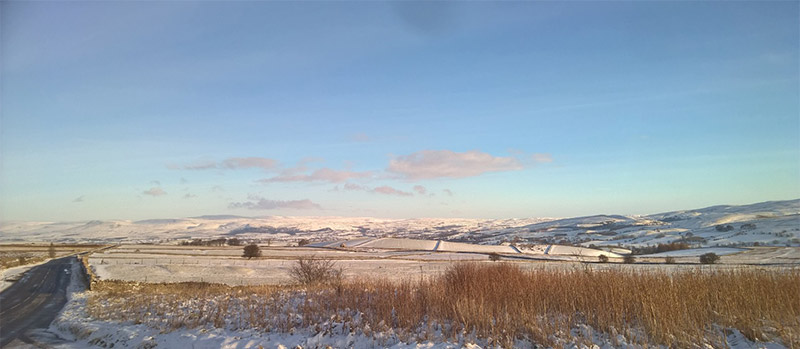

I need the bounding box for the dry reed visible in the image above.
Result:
[87,263,800,347]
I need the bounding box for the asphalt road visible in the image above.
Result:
[0,257,74,348]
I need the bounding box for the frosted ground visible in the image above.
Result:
[49,259,791,349]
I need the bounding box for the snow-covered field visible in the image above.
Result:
[46,258,796,349]
[639,247,746,258]
[84,241,800,287]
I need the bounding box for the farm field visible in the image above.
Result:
[86,242,800,286]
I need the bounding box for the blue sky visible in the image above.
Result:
[1,1,798,221]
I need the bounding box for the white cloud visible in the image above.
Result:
[388,150,524,179]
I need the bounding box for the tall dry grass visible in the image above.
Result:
[87,263,800,347]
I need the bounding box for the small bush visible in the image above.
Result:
[289,257,343,286]
[699,252,720,264]
[665,256,676,264]
[715,224,734,232]
[488,253,501,261]
[242,244,261,259]
[598,255,609,263]
[623,255,636,264]
[297,239,311,247]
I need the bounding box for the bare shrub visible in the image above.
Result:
[623,254,636,264]
[488,252,501,261]
[598,254,609,263]
[699,252,720,264]
[289,257,342,286]
[297,239,311,247]
[242,244,261,259]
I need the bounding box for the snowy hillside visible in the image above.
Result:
[0,216,551,244]
[465,199,800,248]
[1,199,798,248]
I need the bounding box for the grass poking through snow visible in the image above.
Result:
[87,263,800,347]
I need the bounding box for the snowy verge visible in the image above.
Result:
[1,257,54,292]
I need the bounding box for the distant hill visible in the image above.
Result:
[1,199,797,248]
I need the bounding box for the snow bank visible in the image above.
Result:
[357,238,438,251]
[1,258,53,292]
[435,241,517,254]
[546,245,622,258]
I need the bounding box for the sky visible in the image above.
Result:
[1,1,798,221]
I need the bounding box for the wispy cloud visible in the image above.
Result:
[142,187,166,196]
[388,150,525,180]
[530,153,554,164]
[343,183,368,191]
[169,161,217,170]
[260,168,371,184]
[150,180,161,186]
[228,196,321,210]
[413,185,427,195]
[372,185,413,196]
[72,195,84,203]
[349,133,371,142]
[442,189,454,196]
[341,182,413,196]
[183,193,196,199]
[221,157,277,170]
[170,157,277,171]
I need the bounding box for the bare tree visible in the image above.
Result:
[242,244,261,259]
[289,256,343,285]
[699,253,720,264]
